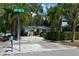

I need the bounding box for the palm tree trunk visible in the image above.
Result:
[11,20,17,36]
[60,20,62,32]
[71,20,76,42]
[57,20,62,41]
[57,24,60,41]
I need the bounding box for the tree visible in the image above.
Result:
[47,4,63,40]
[0,3,43,37]
[0,3,31,36]
[62,3,79,42]
[28,3,43,26]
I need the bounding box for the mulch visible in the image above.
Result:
[62,40,79,47]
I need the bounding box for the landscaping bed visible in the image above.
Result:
[62,40,79,47]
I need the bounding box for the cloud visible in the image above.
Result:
[42,3,57,14]
[42,4,47,14]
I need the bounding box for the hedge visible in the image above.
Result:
[64,31,79,40]
[40,31,79,41]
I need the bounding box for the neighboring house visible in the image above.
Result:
[24,26,50,36]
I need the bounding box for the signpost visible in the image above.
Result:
[14,8,24,51]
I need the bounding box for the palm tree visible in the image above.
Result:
[28,3,43,26]
[0,3,31,36]
[62,3,79,42]
[0,3,43,37]
[47,4,63,40]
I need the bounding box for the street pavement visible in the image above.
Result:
[3,36,78,56]
[9,48,79,56]
[0,41,9,55]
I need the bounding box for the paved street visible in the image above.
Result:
[9,48,79,56]
[0,41,9,55]
[2,36,78,56]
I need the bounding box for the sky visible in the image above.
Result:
[32,3,57,17]
[42,3,57,14]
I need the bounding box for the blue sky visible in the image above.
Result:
[42,3,57,14]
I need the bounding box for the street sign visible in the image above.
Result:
[14,9,24,12]
[14,8,24,51]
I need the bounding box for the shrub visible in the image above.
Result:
[63,32,72,40]
[40,32,47,37]
[64,32,79,40]
[41,28,79,41]
[45,31,58,41]
[60,31,65,40]
[45,31,79,41]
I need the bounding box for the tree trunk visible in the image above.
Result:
[11,19,17,36]
[71,20,76,42]
[60,21,62,32]
[57,20,62,41]
[57,24,60,41]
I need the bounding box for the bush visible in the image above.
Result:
[60,31,65,40]
[75,32,79,40]
[40,32,47,37]
[45,31,79,41]
[63,26,71,31]
[45,31,66,41]
[64,32,79,40]
[40,28,79,41]
[45,31,58,41]
[63,32,72,40]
